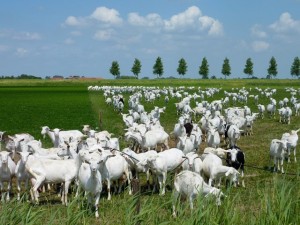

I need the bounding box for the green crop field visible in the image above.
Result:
[0,79,299,225]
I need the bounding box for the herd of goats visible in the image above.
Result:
[0,85,299,218]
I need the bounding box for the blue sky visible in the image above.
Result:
[0,0,300,79]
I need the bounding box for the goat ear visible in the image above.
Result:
[224,149,232,153]
[8,135,14,140]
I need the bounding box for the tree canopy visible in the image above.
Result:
[243,58,254,77]
[199,57,209,79]
[222,57,231,79]
[177,58,188,77]
[153,57,164,78]
[267,56,278,79]
[290,56,300,78]
[131,58,142,78]
[110,61,120,78]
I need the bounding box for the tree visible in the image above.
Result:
[109,61,120,78]
[243,58,253,78]
[177,58,187,77]
[199,57,209,79]
[267,56,278,79]
[290,56,300,78]
[221,57,231,79]
[131,58,142,79]
[153,57,164,78]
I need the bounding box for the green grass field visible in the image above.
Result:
[0,79,299,224]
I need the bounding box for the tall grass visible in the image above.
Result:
[0,177,298,224]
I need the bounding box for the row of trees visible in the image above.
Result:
[0,74,42,79]
[109,56,300,79]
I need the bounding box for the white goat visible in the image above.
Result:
[202,153,240,187]
[26,140,65,160]
[267,103,276,118]
[79,157,103,218]
[202,147,228,160]
[172,170,224,217]
[257,104,265,119]
[281,129,299,163]
[0,151,16,201]
[181,152,203,175]
[176,135,196,154]
[206,124,220,148]
[190,124,203,150]
[41,126,60,147]
[226,125,242,148]
[0,131,6,150]
[141,148,185,195]
[245,113,258,136]
[171,116,186,140]
[98,149,132,200]
[125,129,169,152]
[121,148,157,189]
[269,139,288,173]
[82,124,91,135]
[26,141,83,205]
[15,151,32,200]
[7,133,34,160]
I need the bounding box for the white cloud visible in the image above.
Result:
[93,29,114,41]
[251,41,270,52]
[13,32,41,40]
[199,16,223,36]
[128,6,223,36]
[64,7,122,28]
[164,6,202,30]
[251,24,267,38]
[62,5,223,41]
[64,16,87,27]
[0,45,9,52]
[0,30,41,40]
[128,12,163,27]
[90,7,122,25]
[142,48,158,54]
[270,12,300,33]
[64,38,75,45]
[0,29,10,38]
[15,48,28,57]
[70,31,82,36]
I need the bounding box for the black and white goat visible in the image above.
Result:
[226,146,245,187]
